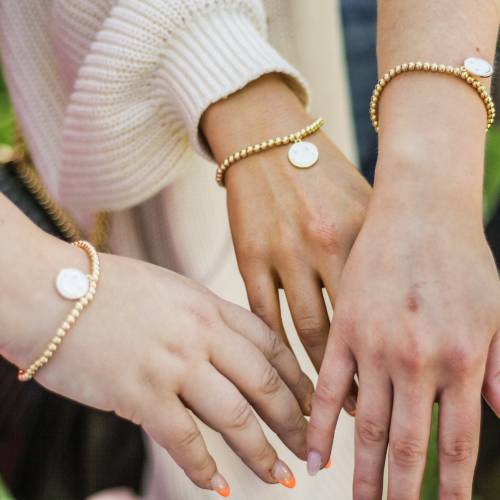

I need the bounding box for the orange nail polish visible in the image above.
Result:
[211,472,230,497]
[324,459,332,469]
[348,409,356,417]
[272,459,296,488]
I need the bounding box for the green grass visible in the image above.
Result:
[0,477,14,500]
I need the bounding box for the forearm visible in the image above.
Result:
[375,0,499,216]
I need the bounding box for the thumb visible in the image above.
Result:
[483,331,500,418]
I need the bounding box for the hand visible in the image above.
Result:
[307,177,500,499]
[202,75,371,378]
[2,233,315,496]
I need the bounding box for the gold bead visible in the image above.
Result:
[246,146,253,155]
[395,65,402,74]
[275,137,282,145]
[81,297,89,306]
[402,63,409,72]
[253,144,261,152]
[446,65,454,74]
[467,77,474,84]
[267,139,275,147]
[438,64,446,73]
[415,61,423,70]
[41,356,48,364]
[62,322,70,331]
[67,315,76,325]
[223,159,229,167]
[234,152,240,160]
[454,68,461,76]
[282,136,290,145]
[376,84,382,93]
[431,63,438,72]
[423,62,430,71]
[384,73,391,81]
[389,69,396,77]
[49,343,57,351]
[240,149,247,158]
[260,141,267,150]
[228,155,234,163]
[408,62,416,71]
[44,350,53,358]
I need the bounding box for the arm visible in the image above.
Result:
[308,1,500,499]
[201,73,370,383]
[0,193,313,495]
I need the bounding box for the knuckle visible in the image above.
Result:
[173,427,202,451]
[353,476,380,500]
[442,345,480,377]
[390,437,426,467]
[259,365,282,396]
[439,486,470,500]
[441,437,475,464]
[315,380,341,408]
[306,216,340,255]
[252,440,276,466]
[356,418,388,445]
[188,453,215,483]
[237,239,269,263]
[188,301,221,330]
[263,326,285,360]
[397,345,429,375]
[296,316,328,348]
[228,400,253,431]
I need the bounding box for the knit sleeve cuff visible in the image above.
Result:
[154,8,310,158]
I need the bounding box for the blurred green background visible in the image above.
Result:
[0,65,499,500]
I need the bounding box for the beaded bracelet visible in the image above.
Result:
[18,240,100,382]
[216,118,325,186]
[370,57,496,132]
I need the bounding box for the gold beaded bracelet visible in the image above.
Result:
[18,240,100,382]
[370,57,496,132]
[216,117,325,186]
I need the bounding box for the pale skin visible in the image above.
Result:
[0,194,314,496]
[306,1,500,499]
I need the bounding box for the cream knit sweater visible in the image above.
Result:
[1,0,308,210]
[1,2,360,498]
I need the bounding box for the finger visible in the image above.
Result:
[307,332,356,475]
[144,395,230,496]
[211,327,308,459]
[219,301,314,415]
[281,270,330,371]
[181,363,296,488]
[483,331,500,417]
[387,380,434,500]
[241,269,287,342]
[343,379,358,417]
[438,382,482,499]
[353,365,392,500]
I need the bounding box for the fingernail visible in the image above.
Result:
[272,459,296,488]
[307,450,323,476]
[323,459,332,469]
[210,473,230,497]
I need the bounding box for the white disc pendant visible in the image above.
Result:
[288,141,319,169]
[56,268,90,300]
[464,57,493,78]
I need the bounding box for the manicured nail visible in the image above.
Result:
[210,473,230,497]
[307,450,323,476]
[323,459,332,469]
[272,459,296,488]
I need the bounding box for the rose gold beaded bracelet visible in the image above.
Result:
[18,240,100,382]
[216,117,325,186]
[370,57,496,132]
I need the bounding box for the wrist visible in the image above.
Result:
[201,74,311,163]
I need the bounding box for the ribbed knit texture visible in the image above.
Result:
[1,0,307,211]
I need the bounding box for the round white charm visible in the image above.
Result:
[56,268,90,300]
[464,57,493,78]
[288,141,319,169]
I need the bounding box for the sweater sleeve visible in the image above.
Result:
[60,0,309,211]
